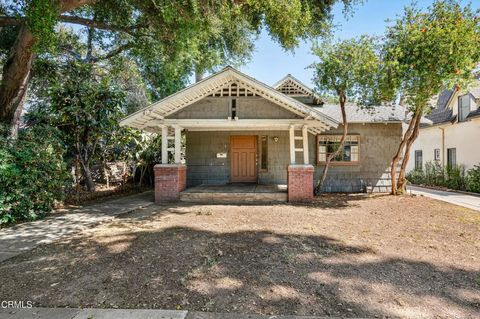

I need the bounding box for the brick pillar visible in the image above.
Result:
[287,164,314,202]
[154,164,187,203]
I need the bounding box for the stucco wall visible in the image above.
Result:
[185,123,403,193]
[407,118,480,171]
[167,96,301,119]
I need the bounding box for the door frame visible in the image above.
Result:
[230,135,258,183]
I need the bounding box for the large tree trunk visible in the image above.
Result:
[390,113,417,194]
[390,110,422,195]
[396,111,422,193]
[0,25,35,136]
[0,0,95,137]
[314,94,348,194]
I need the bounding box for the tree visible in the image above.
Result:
[0,0,359,136]
[382,0,480,195]
[29,61,126,192]
[311,35,382,194]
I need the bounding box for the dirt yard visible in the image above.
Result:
[1,194,479,318]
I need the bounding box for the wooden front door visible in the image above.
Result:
[230,136,257,183]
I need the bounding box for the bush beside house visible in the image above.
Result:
[407,161,480,193]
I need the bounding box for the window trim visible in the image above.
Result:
[458,94,470,122]
[447,148,457,168]
[259,135,268,172]
[414,150,423,170]
[434,148,440,161]
[316,134,361,166]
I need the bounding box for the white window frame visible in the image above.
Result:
[317,135,360,165]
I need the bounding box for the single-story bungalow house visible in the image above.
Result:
[120,67,405,203]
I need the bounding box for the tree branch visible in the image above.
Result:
[59,15,145,35]
[0,14,145,35]
[89,43,134,62]
[0,16,23,27]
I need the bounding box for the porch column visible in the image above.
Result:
[302,125,309,165]
[174,125,182,164]
[161,126,168,164]
[289,124,296,164]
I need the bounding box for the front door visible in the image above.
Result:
[230,136,257,182]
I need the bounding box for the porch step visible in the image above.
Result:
[180,192,287,204]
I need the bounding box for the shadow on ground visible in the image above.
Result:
[0,219,478,318]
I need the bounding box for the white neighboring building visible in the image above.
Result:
[407,85,480,172]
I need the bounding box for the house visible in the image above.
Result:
[120,67,404,203]
[407,84,480,172]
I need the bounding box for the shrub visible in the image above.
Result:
[406,168,425,185]
[0,125,70,226]
[445,165,466,190]
[466,164,480,193]
[424,161,445,186]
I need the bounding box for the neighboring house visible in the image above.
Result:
[407,85,480,172]
[120,67,404,202]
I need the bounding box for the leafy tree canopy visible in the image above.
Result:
[311,35,382,105]
[382,0,480,111]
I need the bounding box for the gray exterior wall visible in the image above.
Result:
[312,123,403,193]
[167,96,301,119]
[185,123,402,193]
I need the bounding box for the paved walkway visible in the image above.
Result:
[0,192,154,263]
[408,185,480,212]
[0,308,336,319]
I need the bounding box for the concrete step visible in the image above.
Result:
[180,191,287,204]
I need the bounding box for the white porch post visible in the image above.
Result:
[161,126,168,164]
[174,125,182,164]
[302,125,309,164]
[289,124,296,164]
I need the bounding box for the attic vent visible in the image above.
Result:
[277,79,312,96]
[209,81,256,97]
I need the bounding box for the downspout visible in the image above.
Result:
[440,127,445,166]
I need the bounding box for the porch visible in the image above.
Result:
[180,183,288,203]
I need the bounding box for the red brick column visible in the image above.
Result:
[287,164,314,202]
[153,164,187,203]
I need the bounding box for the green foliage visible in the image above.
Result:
[466,165,480,193]
[406,161,474,192]
[382,0,480,110]
[311,35,382,105]
[0,125,69,225]
[24,0,59,52]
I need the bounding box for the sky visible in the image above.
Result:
[233,0,479,88]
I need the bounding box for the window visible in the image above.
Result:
[415,150,423,170]
[317,135,359,164]
[434,148,440,161]
[231,98,237,119]
[458,95,470,122]
[260,135,268,171]
[447,148,457,168]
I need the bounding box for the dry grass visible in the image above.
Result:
[1,194,479,318]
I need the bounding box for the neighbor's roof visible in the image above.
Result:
[312,103,410,124]
[424,89,456,126]
[120,66,338,132]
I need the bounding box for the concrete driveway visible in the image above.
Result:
[408,185,480,212]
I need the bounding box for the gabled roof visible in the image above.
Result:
[424,89,456,126]
[120,67,338,132]
[273,74,320,98]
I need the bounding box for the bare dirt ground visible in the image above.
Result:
[1,194,479,318]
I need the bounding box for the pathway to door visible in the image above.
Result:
[409,185,480,212]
